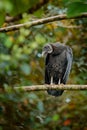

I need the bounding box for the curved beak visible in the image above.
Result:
[42,51,47,57]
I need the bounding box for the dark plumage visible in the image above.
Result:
[42,42,73,96]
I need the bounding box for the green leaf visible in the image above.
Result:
[3,0,13,13]
[0,126,3,130]
[44,117,52,124]
[28,93,38,99]
[67,2,87,17]
[35,34,46,44]
[9,0,39,16]
[4,37,12,48]
[52,114,60,121]
[34,8,44,18]
[20,63,31,75]
[0,11,5,26]
[37,101,44,112]
[9,0,29,16]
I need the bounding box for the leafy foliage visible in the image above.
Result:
[0,0,87,130]
[67,1,87,17]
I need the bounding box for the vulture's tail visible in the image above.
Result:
[47,90,64,96]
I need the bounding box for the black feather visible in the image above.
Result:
[43,42,73,96]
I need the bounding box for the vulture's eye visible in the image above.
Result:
[43,44,53,54]
[44,46,49,51]
[44,46,48,49]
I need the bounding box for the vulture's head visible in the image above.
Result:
[42,44,53,56]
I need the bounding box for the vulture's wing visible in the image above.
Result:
[63,47,73,83]
[45,54,49,65]
[45,55,50,84]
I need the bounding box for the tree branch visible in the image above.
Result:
[1,13,87,32]
[14,84,87,91]
[56,24,82,29]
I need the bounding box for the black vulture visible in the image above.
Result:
[42,42,73,96]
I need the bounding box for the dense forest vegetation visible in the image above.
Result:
[0,0,87,129]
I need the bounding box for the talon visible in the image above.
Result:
[58,79,61,84]
[50,76,53,85]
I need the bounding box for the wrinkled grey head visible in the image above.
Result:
[42,44,53,56]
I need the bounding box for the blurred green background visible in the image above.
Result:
[0,0,87,130]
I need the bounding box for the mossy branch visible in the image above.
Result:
[0,13,87,32]
[14,84,87,91]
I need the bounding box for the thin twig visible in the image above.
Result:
[0,13,87,32]
[56,24,82,29]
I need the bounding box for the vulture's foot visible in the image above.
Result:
[58,79,61,84]
[50,76,54,85]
